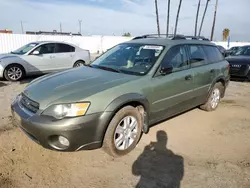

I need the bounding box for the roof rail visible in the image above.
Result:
[132,34,210,41]
[183,36,210,41]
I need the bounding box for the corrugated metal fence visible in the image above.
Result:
[0,33,250,54]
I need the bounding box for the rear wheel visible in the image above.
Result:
[103,106,143,157]
[4,64,25,81]
[200,82,224,111]
[73,61,85,67]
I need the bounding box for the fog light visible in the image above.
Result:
[58,136,70,147]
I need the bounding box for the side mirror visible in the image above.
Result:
[32,51,40,55]
[160,65,173,75]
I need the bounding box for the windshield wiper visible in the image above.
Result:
[93,65,122,73]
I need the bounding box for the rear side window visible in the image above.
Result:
[188,45,207,67]
[56,43,75,53]
[202,45,224,63]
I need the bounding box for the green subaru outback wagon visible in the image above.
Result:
[11,35,230,157]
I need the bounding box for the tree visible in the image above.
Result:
[166,0,171,36]
[222,28,230,41]
[198,0,211,36]
[122,32,131,37]
[194,0,201,36]
[155,0,160,36]
[174,0,183,36]
[211,0,219,41]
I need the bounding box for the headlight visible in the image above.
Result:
[42,102,90,119]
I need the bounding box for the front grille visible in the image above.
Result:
[20,94,39,113]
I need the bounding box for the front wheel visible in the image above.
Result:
[103,106,143,157]
[4,64,25,81]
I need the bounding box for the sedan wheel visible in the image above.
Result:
[4,65,24,81]
[73,61,85,67]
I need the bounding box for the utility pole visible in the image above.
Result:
[20,21,24,34]
[194,0,201,36]
[154,0,160,36]
[60,22,62,33]
[211,0,218,41]
[166,0,170,36]
[78,20,82,34]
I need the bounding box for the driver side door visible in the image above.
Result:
[23,43,57,73]
[150,45,195,123]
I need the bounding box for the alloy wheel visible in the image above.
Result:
[7,67,22,81]
[114,116,138,150]
[211,88,220,109]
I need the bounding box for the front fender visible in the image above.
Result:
[104,93,150,134]
[104,93,149,114]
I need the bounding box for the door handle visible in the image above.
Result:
[210,69,215,73]
[185,75,192,80]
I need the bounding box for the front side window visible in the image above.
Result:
[203,45,224,63]
[11,43,39,55]
[56,43,75,53]
[188,45,207,67]
[160,45,189,72]
[34,43,56,54]
[91,43,165,75]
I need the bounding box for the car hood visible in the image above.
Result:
[226,56,250,64]
[24,66,138,109]
[0,53,20,61]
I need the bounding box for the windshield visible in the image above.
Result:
[234,46,250,56]
[11,43,39,55]
[91,43,164,75]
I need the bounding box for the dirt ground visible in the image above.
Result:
[0,79,250,188]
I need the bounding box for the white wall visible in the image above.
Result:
[0,33,250,54]
[213,41,250,49]
[0,33,132,54]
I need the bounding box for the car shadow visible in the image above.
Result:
[132,130,184,188]
[0,82,8,88]
[230,77,249,82]
[19,75,42,85]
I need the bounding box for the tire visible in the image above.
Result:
[103,106,143,157]
[73,61,85,67]
[4,64,25,81]
[200,82,224,112]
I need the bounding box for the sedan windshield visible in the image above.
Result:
[11,43,39,55]
[91,43,165,75]
[234,46,250,56]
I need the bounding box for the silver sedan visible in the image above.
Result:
[0,41,91,81]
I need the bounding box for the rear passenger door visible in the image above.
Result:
[186,44,223,104]
[54,43,76,70]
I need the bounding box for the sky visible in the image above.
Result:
[0,0,250,41]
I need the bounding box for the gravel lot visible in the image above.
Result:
[0,77,250,188]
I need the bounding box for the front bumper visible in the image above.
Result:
[0,64,4,78]
[230,64,250,79]
[11,99,112,151]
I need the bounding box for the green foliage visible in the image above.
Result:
[122,32,131,37]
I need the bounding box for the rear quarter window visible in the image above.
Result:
[56,43,75,53]
[202,45,224,63]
